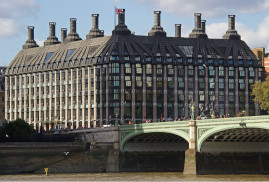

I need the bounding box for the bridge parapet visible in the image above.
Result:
[119,121,189,151]
[196,115,269,152]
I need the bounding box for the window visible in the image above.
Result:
[157,65,162,74]
[125,63,131,73]
[136,76,142,87]
[229,67,234,76]
[146,64,152,74]
[219,78,224,89]
[219,66,224,76]
[146,77,152,87]
[229,79,234,89]
[136,64,142,74]
[209,66,215,76]
[125,76,131,87]
[239,67,245,77]
[44,52,54,63]
[167,65,173,75]
[65,49,75,60]
[209,78,215,89]
[188,65,193,75]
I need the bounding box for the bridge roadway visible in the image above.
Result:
[62,115,269,174]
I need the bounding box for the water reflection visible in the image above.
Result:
[1,172,269,181]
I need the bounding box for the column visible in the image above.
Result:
[131,64,136,124]
[99,66,103,126]
[54,71,57,129]
[142,65,146,121]
[5,76,8,120]
[184,66,189,118]
[214,67,219,115]
[254,67,260,115]
[76,68,79,128]
[65,70,68,129]
[93,66,97,127]
[24,75,27,122]
[39,73,42,131]
[120,64,125,123]
[174,66,178,120]
[235,67,239,115]
[82,68,85,128]
[59,70,62,128]
[28,75,32,124]
[88,67,91,127]
[163,65,168,120]
[204,66,209,111]
[106,66,109,125]
[19,75,22,119]
[44,72,47,131]
[245,68,249,115]
[225,67,229,116]
[49,72,52,130]
[14,75,17,120]
[70,70,74,129]
[194,66,199,118]
[153,65,157,122]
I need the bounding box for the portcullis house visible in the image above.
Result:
[5,10,262,130]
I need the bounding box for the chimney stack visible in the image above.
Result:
[223,15,240,40]
[22,26,39,49]
[49,22,56,37]
[175,24,181,37]
[65,18,82,42]
[195,13,201,29]
[118,9,125,25]
[154,11,161,26]
[112,9,131,35]
[92,14,98,29]
[70,18,77,34]
[86,14,104,39]
[201,20,206,33]
[148,11,166,37]
[189,13,207,38]
[44,22,60,46]
[228,15,235,30]
[28,26,34,40]
[61,28,67,42]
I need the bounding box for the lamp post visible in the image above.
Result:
[189,99,195,120]
[115,113,118,126]
[115,107,119,126]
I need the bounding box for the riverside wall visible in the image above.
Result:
[1,143,269,174]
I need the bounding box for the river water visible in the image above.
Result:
[1,173,269,181]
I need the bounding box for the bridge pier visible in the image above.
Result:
[106,127,120,172]
[183,120,197,175]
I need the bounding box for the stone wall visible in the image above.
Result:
[197,152,269,174]
[120,151,185,172]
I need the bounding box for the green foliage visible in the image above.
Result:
[0,118,36,142]
[251,77,269,113]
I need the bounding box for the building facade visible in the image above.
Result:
[5,11,262,130]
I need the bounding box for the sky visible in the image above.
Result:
[1,0,269,66]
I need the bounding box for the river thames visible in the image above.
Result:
[1,172,269,181]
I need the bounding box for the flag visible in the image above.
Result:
[116,8,124,14]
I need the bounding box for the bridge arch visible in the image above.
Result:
[197,125,269,152]
[120,129,189,151]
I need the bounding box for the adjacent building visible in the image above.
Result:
[5,10,262,130]
[0,67,6,124]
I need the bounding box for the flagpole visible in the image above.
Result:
[114,5,116,28]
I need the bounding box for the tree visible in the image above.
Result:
[251,77,269,113]
[0,119,36,142]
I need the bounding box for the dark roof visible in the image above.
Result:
[6,33,259,75]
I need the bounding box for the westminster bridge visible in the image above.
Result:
[63,115,269,174]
